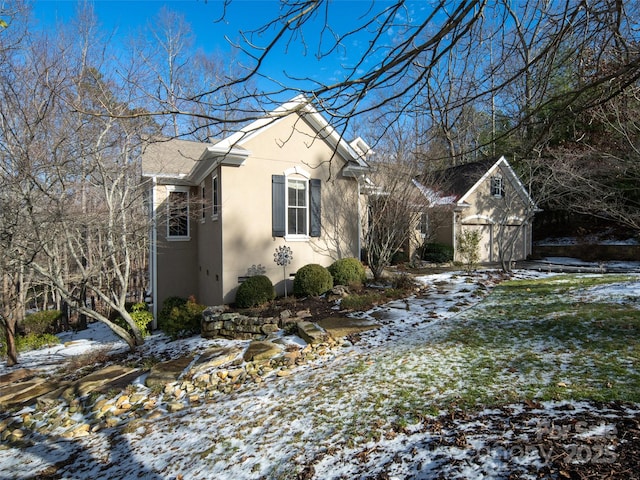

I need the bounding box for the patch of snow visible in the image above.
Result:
[1,270,638,479]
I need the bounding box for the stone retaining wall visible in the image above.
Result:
[201,307,280,340]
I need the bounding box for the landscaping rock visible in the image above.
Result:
[331,285,350,297]
[297,321,329,345]
[0,377,67,409]
[316,317,379,339]
[202,309,279,339]
[243,340,283,362]
[146,355,195,389]
[189,346,242,376]
[166,402,185,413]
[0,368,37,385]
[60,366,143,403]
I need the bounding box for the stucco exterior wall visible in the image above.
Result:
[148,107,366,309]
[455,163,531,263]
[154,185,200,310]
[219,114,360,303]
[196,167,224,306]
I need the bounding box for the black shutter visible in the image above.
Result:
[272,175,285,237]
[310,178,321,237]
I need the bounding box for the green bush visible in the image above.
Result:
[328,258,367,286]
[21,310,62,335]
[421,243,454,263]
[114,302,153,339]
[390,250,409,265]
[1,333,60,356]
[293,264,333,297]
[235,275,275,308]
[158,295,206,339]
[457,230,481,273]
[340,292,382,311]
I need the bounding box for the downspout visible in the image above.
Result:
[150,176,158,329]
[357,175,362,261]
[452,210,457,262]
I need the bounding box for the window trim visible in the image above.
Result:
[491,175,504,198]
[272,169,321,240]
[285,176,310,240]
[166,186,190,241]
[283,167,312,240]
[211,174,219,220]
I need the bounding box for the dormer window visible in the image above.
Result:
[491,176,504,198]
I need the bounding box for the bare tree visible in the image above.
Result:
[0,5,155,364]
[151,1,635,154]
[0,4,59,365]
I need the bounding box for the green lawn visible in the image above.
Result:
[441,274,640,405]
[282,274,640,450]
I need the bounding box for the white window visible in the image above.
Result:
[212,174,219,219]
[491,176,504,197]
[167,187,190,239]
[287,178,308,236]
[272,167,321,239]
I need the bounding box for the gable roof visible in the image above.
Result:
[433,159,496,199]
[142,96,371,185]
[415,156,537,209]
[142,138,211,183]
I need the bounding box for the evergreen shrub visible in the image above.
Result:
[158,295,206,339]
[235,275,275,308]
[293,264,333,297]
[114,302,154,338]
[1,333,60,356]
[22,310,62,335]
[328,257,367,286]
[421,243,454,263]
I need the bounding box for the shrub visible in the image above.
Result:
[293,264,333,297]
[457,230,481,273]
[340,292,382,311]
[129,303,154,337]
[421,243,454,263]
[21,310,62,335]
[235,275,275,308]
[390,250,409,265]
[114,302,153,339]
[328,258,367,286]
[1,333,60,356]
[158,295,206,339]
[391,272,415,290]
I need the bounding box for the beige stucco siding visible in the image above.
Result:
[219,114,360,302]
[154,185,200,310]
[455,164,531,263]
[197,168,224,306]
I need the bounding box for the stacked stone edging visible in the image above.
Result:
[0,336,343,443]
[201,307,280,340]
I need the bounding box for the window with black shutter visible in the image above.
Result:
[272,174,321,238]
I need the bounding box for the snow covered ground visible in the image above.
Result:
[1,269,639,479]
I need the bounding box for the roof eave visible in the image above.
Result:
[190,146,251,185]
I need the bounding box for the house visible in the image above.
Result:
[412,156,539,264]
[142,96,372,321]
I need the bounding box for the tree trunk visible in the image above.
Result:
[4,320,18,367]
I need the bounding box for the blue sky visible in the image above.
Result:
[31,0,398,89]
